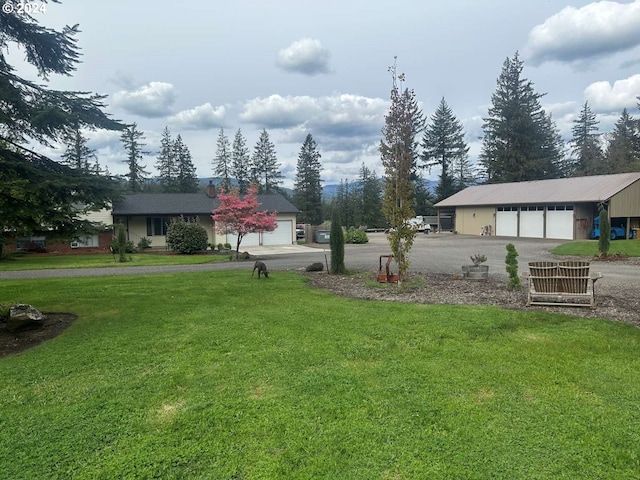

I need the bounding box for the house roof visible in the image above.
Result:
[112,193,299,215]
[435,172,640,208]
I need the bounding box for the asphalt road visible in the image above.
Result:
[2,233,638,287]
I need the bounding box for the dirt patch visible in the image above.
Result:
[0,313,77,358]
[304,271,640,328]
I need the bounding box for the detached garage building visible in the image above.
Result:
[434,172,640,240]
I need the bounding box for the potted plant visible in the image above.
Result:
[463,254,489,280]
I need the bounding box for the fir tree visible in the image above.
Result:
[293,133,323,225]
[232,128,251,194]
[480,52,562,183]
[421,97,470,201]
[570,101,604,175]
[213,128,232,191]
[173,134,198,193]
[156,126,178,192]
[605,109,640,173]
[0,5,123,257]
[61,122,97,172]
[251,129,283,193]
[121,123,149,192]
[358,163,384,229]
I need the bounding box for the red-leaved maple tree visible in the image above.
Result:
[211,184,277,258]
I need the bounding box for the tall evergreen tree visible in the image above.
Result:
[61,122,97,172]
[293,133,323,225]
[414,172,436,216]
[0,6,124,258]
[232,128,251,194]
[421,97,470,201]
[358,163,384,229]
[156,126,178,192]
[570,101,604,175]
[335,179,358,229]
[379,60,421,282]
[251,129,283,193]
[605,108,640,173]
[480,52,562,183]
[213,128,232,191]
[121,123,149,193]
[173,134,198,193]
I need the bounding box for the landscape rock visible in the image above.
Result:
[7,304,44,333]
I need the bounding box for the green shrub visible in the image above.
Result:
[505,243,521,289]
[330,210,346,274]
[598,204,611,256]
[217,243,224,251]
[346,227,369,244]
[224,242,232,250]
[166,219,209,254]
[137,237,152,250]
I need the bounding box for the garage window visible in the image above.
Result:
[547,205,573,211]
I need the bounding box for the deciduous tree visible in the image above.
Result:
[211,184,277,259]
[379,59,420,283]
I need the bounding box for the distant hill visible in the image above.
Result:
[322,178,437,198]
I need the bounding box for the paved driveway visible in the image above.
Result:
[2,233,638,287]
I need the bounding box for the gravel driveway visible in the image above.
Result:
[2,233,639,290]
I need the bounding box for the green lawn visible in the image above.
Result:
[0,252,227,271]
[1,271,639,479]
[551,239,640,257]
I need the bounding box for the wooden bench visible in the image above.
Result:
[526,261,602,309]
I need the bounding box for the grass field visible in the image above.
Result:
[551,239,640,257]
[1,271,639,478]
[0,252,227,271]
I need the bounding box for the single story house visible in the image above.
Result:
[112,184,299,249]
[434,172,640,240]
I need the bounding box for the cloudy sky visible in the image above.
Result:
[16,0,640,188]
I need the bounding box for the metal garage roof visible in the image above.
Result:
[435,172,640,207]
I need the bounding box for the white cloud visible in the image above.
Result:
[239,93,387,142]
[168,103,226,130]
[275,38,332,75]
[112,81,176,118]
[584,74,640,112]
[524,1,640,66]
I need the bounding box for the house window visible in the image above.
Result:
[146,217,170,236]
[71,235,99,248]
[16,236,46,249]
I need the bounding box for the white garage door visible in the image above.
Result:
[496,207,518,237]
[546,206,574,240]
[520,206,544,238]
[263,220,293,246]
[227,232,260,248]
